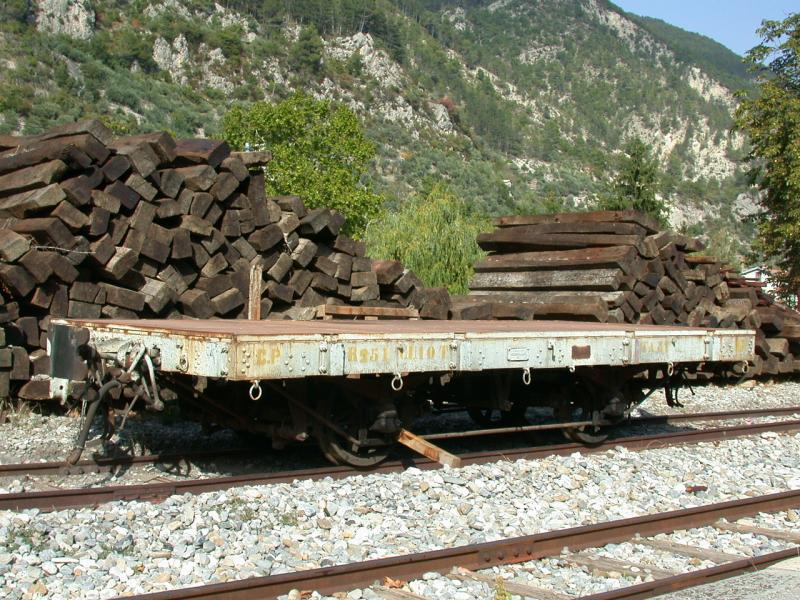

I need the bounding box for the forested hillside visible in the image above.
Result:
[0,0,758,259]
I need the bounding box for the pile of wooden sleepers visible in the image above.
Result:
[456,210,800,377]
[0,121,441,402]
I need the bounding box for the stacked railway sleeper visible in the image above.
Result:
[0,120,443,408]
[461,209,800,378]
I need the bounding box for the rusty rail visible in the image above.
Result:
[0,447,257,478]
[116,490,800,599]
[579,547,800,599]
[2,419,800,512]
[423,405,800,441]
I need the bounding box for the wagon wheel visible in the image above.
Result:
[315,392,395,468]
[557,380,608,446]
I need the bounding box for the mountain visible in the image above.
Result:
[0,0,758,260]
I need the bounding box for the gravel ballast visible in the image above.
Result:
[1,381,799,598]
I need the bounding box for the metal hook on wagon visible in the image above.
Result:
[666,362,675,377]
[521,367,532,386]
[143,353,164,411]
[249,380,263,401]
[391,373,404,392]
[739,361,750,374]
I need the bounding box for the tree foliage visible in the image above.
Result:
[599,136,668,225]
[735,12,800,296]
[289,26,324,75]
[256,0,406,63]
[365,184,490,294]
[0,0,30,28]
[223,93,383,236]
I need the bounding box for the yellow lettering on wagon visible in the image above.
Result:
[344,343,450,365]
[735,337,751,356]
[254,345,283,366]
[255,348,266,366]
[639,339,668,356]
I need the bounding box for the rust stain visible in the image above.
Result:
[571,345,591,360]
[57,318,723,337]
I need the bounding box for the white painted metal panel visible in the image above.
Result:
[50,319,755,384]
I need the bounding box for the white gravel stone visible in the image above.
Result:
[1,381,800,598]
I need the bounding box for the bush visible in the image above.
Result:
[223,93,384,236]
[365,185,490,294]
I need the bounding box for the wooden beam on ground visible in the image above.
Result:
[685,255,722,265]
[449,567,572,600]
[397,429,461,468]
[377,587,435,600]
[566,553,676,580]
[766,338,790,357]
[482,221,647,236]
[715,521,800,543]
[634,538,744,564]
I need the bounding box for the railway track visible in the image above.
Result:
[115,489,800,599]
[2,415,799,512]
[2,406,796,480]
[0,446,258,478]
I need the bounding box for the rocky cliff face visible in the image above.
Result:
[1,0,756,254]
[35,0,94,40]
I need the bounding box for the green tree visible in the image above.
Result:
[599,136,668,225]
[735,13,800,296]
[223,93,383,236]
[0,0,29,27]
[289,25,324,75]
[365,184,490,294]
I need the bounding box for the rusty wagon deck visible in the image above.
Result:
[49,318,755,385]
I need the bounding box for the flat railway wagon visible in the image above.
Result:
[48,318,755,467]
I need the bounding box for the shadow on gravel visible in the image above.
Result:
[70,406,708,481]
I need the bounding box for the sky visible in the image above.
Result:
[612,1,797,56]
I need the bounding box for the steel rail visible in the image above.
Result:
[632,405,800,423]
[422,405,800,441]
[0,447,256,478]
[577,546,800,599]
[2,419,800,512]
[117,490,800,600]
[3,406,797,479]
